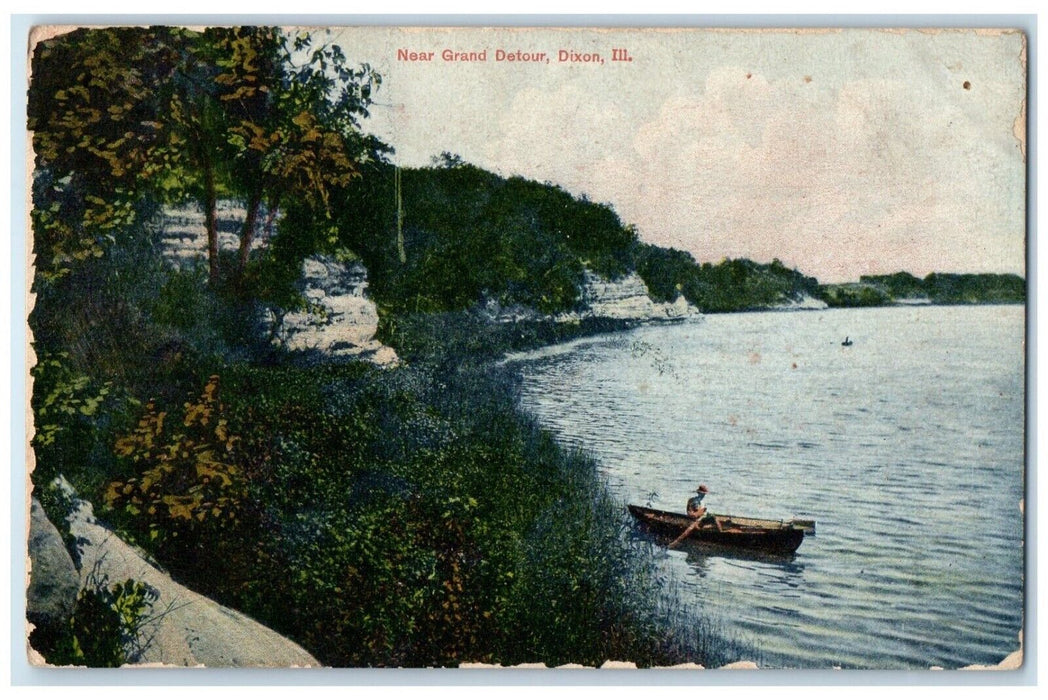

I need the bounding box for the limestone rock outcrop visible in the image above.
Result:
[159,202,269,270]
[264,255,399,366]
[556,270,701,323]
[158,203,397,366]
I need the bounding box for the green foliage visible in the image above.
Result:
[163,26,384,286]
[28,27,184,279]
[68,576,158,666]
[32,354,114,450]
[29,26,383,290]
[690,258,821,312]
[381,309,636,369]
[149,268,237,355]
[635,245,821,312]
[334,160,637,316]
[106,375,244,546]
[858,271,926,299]
[89,357,707,667]
[823,272,1024,307]
[923,272,1026,304]
[818,283,891,308]
[39,564,159,667]
[30,352,134,499]
[634,244,702,303]
[27,209,260,500]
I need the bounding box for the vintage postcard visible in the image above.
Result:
[22,24,1026,671]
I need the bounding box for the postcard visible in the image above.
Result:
[22,23,1026,671]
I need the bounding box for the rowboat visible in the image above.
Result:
[627,504,809,554]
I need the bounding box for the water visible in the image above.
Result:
[508,305,1025,669]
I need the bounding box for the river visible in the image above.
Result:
[507,305,1025,669]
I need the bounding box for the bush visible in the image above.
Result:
[32,562,159,667]
[30,353,135,500]
[94,354,717,667]
[105,375,244,549]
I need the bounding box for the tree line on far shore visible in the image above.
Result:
[820,271,1025,308]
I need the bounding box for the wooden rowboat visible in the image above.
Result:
[627,504,809,554]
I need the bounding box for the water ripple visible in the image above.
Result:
[515,305,1024,669]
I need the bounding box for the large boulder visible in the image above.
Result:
[26,498,79,637]
[31,478,320,668]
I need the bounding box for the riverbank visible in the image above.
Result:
[368,312,758,667]
[32,298,753,667]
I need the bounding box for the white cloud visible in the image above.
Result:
[341,28,1026,282]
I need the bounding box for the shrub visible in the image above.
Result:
[30,352,133,499]
[106,375,243,541]
[36,562,159,667]
[101,374,261,600]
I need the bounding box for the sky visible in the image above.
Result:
[326,26,1027,283]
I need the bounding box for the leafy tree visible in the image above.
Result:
[218,29,384,282]
[30,26,384,291]
[163,29,233,286]
[28,27,184,280]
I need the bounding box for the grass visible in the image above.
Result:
[28,219,736,667]
[82,346,731,667]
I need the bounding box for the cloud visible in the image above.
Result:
[347,28,1025,282]
[480,82,632,193]
[589,65,1022,281]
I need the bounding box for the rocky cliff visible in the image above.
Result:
[482,270,700,325]
[159,204,699,362]
[158,203,398,366]
[553,270,700,324]
[558,270,701,323]
[262,255,399,366]
[27,479,320,667]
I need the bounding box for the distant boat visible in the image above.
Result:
[842,336,853,346]
[627,504,809,554]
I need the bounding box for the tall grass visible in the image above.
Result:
[30,222,736,667]
[91,347,738,667]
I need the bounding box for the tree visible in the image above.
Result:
[30,26,385,292]
[164,29,232,286]
[211,28,384,285]
[28,27,185,280]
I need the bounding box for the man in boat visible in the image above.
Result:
[669,484,723,547]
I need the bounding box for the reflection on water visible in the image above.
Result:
[679,545,804,580]
[512,305,1024,669]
